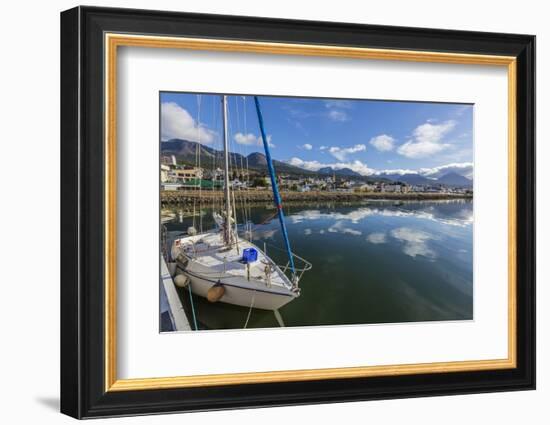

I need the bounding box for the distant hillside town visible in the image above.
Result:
[160,139,473,195]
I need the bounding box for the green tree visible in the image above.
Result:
[252,177,267,187]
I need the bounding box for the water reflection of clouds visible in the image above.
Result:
[366,227,438,259]
[289,208,376,224]
[366,232,386,244]
[399,210,473,228]
[390,227,437,259]
[289,205,472,228]
[328,221,362,236]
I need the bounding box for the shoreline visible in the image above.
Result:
[161,189,472,206]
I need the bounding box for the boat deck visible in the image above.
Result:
[175,231,292,291]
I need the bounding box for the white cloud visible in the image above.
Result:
[397,120,456,158]
[414,120,456,143]
[419,162,473,179]
[369,134,395,152]
[288,157,473,180]
[234,132,257,145]
[390,227,436,259]
[372,162,473,180]
[287,157,374,176]
[327,110,349,122]
[299,143,313,150]
[373,168,417,176]
[262,135,276,148]
[328,144,366,161]
[286,157,319,169]
[234,132,275,148]
[397,140,447,158]
[161,102,216,144]
[319,146,328,150]
[367,232,387,244]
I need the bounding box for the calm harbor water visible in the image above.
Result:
[163,199,473,330]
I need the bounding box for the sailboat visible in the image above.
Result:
[170,95,311,311]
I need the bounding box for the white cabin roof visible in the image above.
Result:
[175,231,292,291]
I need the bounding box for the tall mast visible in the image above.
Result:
[253,96,297,280]
[221,95,232,245]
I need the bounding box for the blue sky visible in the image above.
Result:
[160,92,473,178]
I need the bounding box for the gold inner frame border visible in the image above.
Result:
[104,33,517,392]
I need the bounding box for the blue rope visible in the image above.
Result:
[253,96,296,276]
[187,283,199,331]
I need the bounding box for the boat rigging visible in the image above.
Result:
[170,94,311,311]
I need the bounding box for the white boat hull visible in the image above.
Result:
[172,231,299,311]
[183,272,297,310]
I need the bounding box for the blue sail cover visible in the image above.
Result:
[253,96,296,276]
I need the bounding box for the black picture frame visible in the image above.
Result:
[61,5,535,419]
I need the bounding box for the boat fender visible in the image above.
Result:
[176,253,189,267]
[207,284,225,303]
[174,274,190,288]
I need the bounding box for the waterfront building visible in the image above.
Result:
[382,184,402,193]
[172,167,203,182]
[359,183,377,192]
[160,164,171,183]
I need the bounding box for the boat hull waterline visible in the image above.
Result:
[171,231,299,311]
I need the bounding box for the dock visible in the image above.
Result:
[160,255,192,332]
[160,189,473,206]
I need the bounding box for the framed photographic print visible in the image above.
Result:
[60,6,535,419]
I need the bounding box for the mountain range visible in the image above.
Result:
[378,171,472,188]
[377,172,433,186]
[161,139,381,181]
[161,139,472,187]
[161,138,316,176]
[317,166,362,177]
[434,171,473,187]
